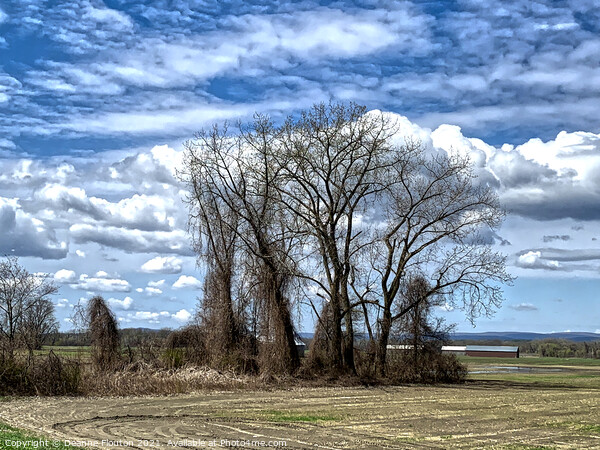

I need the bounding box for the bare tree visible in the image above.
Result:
[182,118,300,374]
[372,140,513,375]
[0,256,58,359]
[181,102,512,378]
[185,143,244,366]
[21,298,59,354]
[274,103,397,374]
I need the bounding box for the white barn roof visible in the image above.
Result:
[466,345,519,352]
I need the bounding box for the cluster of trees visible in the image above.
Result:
[521,339,600,358]
[0,256,59,359]
[181,102,512,376]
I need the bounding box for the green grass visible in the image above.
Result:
[261,410,340,423]
[0,422,83,450]
[459,356,600,366]
[462,355,600,388]
[545,421,600,434]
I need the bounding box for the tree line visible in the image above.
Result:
[0,256,58,360]
[180,102,512,376]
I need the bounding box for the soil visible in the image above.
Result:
[1,382,599,449]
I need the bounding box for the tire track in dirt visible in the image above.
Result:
[1,385,599,448]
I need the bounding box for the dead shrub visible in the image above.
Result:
[0,352,81,396]
[163,325,208,368]
[88,296,122,371]
[79,365,258,396]
[386,348,467,384]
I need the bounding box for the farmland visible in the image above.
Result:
[1,357,599,449]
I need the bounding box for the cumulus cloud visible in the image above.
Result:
[141,256,183,274]
[74,273,131,292]
[172,275,202,289]
[0,197,68,259]
[108,296,134,310]
[130,310,170,324]
[516,251,560,270]
[70,224,193,255]
[55,298,70,308]
[54,269,77,283]
[172,309,192,323]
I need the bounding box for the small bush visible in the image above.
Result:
[386,349,467,384]
[0,352,81,396]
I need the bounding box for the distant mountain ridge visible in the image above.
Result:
[298,331,600,342]
[449,331,600,342]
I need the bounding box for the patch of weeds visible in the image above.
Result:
[0,422,83,450]
[545,421,600,434]
[261,410,340,423]
[440,435,453,440]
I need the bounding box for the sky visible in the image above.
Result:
[0,0,599,333]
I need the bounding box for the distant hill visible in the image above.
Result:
[299,331,600,342]
[449,331,600,342]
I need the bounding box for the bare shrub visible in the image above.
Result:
[164,325,207,368]
[87,296,121,371]
[79,365,259,396]
[303,303,337,376]
[386,349,467,384]
[0,352,81,396]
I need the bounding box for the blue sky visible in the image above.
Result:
[0,0,599,333]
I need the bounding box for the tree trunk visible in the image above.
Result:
[341,282,356,374]
[376,308,392,376]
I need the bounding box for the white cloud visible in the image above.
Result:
[54,269,77,283]
[516,251,560,270]
[141,256,183,274]
[172,309,192,323]
[108,296,134,310]
[144,287,162,296]
[131,310,170,324]
[55,298,70,308]
[74,273,131,292]
[172,275,202,289]
[148,279,165,288]
[0,197,68,259]
[70,224,193,255]
[75,249,86,257]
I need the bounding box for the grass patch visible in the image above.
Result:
[545,421,600,434]
[0,422,83,450]
[261,410,340,423]
[459,356,600,367]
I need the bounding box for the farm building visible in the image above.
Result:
[442,345,519,358]
[441,345,467,356]
[295,337,307,357]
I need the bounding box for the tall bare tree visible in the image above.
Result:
[0,257,58,358]
[274,103,398,373]
[182,118,301,373]
[181,102,512,377]
[372,140,513,374]
[184,136,244,366]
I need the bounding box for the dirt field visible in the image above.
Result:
[1,375,600,450]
